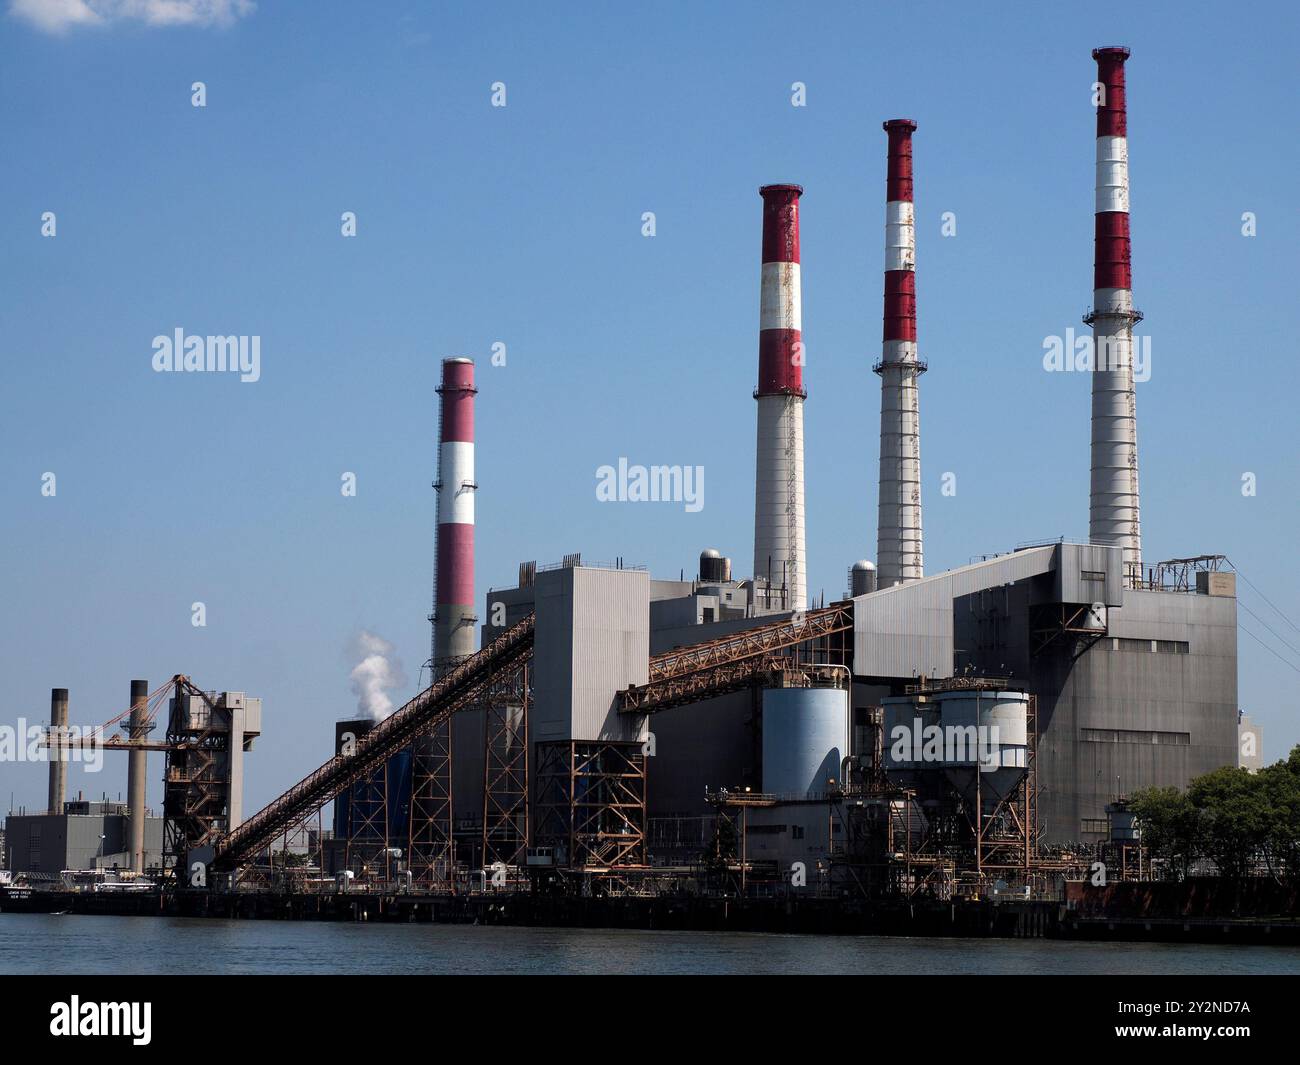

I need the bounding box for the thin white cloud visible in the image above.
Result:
[10,0,256,34]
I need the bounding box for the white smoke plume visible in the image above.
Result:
[348,630,406,721]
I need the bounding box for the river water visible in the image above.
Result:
[5,914,1300,975]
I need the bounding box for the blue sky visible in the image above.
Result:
[1,0,1297,816]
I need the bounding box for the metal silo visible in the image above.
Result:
[761,687,849,797]
[850,559,877,597]
[936,690,1029,805]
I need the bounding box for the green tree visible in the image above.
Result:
[1258,753,1300,882]
[1129,786,1199,880]
[1131,745,1300,884]
[1188,766,1272,882]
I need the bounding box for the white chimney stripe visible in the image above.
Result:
[876,361,923,583]
[759,261,802,332]
[1092,287,1133,313]
[881,339,920,365]
[752,394,806,608]
[1095,135,1129,214]
[436,441,475,525]
[884,200,915,272]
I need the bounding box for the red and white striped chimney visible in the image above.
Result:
[431,357,477,676]
[1088,47,1142,585]
[875,119,924,588]
[753,184,807,611]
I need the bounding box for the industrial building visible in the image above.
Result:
[9,46,1239,905]
[3,679,263,880]
[3,799,164,875]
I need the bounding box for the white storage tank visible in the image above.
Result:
[761,687,849,797]
[936,689,1029,803]
[881,694,937,774]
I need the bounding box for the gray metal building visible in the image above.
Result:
[3,799,164,874]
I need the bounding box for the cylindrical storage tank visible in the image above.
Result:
[386,747,413,845]
[1107,802,1140,842]
[333,718,374,838]
[761,687,849,797]
[699,548,726,583]
[936,690,1028,803]
[881,694,937,775]
[851,559,877,597]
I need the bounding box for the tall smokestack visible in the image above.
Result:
[47,688,68,815]
[409,358,476,885]
[875,119,924,588]
[126,679,148,873]
[1088,46,1142,585]
[431,357,477,675]
[753,184,807,611]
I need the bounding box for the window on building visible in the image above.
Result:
[1081,570,1106,582]
[792,825,805,840]
[1080,818,1109,835]
[1080,727,1191,746]
[1112,637,1190,654]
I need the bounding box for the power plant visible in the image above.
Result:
[4,47,1246,916]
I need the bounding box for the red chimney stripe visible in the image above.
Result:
[1094,48,1129,139]
[757,329,804,394]
[883,270,916,342]
[760,185,802,264]
[436,523,474,605]
[884,120,917,203]
[1093,211,1132,291]
[439,361,476,443]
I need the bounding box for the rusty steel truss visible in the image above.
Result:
[214,613,535,870]
[345,758,392,880]
[619,602,853,715]
[646,602,851,682]
[620,602,852,714]
[972,696,1038,876]
[620,654,797,714]
[534,740,647,870]
[827,692,1043,899]
[1152,553,1227,591]
[162,678,230,872]
[481,661,530,869]
[1029,602,1107,659]
[408,721,453,886]
[907,694,1040,883]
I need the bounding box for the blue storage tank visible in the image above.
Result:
[332,719,412,844]
[761,687,849,797]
